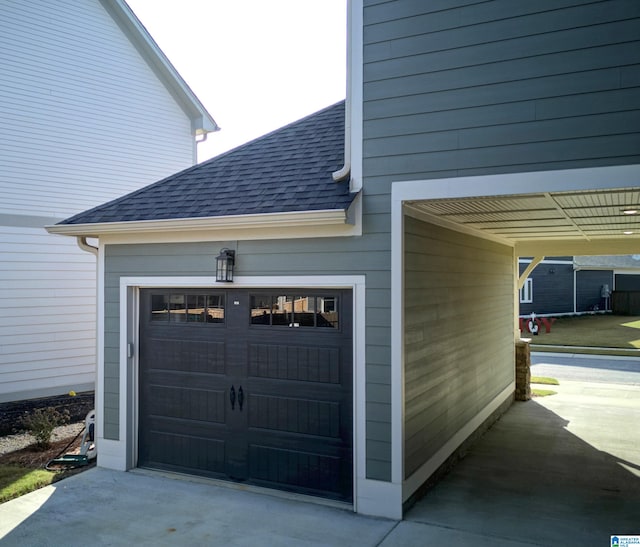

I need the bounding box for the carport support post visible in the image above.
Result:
[515,339,531,401]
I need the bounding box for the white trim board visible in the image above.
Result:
[518,258,573,264]
[99,0,218,135]
[394,165,640,200]
[99,274,399,517]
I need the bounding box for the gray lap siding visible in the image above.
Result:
[403,216,514,477]
[363,0,640,181]
[103,226,393,480]
[101,0,640,486]
[362,0,640,480]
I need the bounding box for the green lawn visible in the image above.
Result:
[0,466,56,503]
[526,314,640,352]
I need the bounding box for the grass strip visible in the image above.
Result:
[531,376,559,385]
[532,388,557,397]
[0,465,55,503]
[527,314,640,349]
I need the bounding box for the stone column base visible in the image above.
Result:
[515,339,531,401]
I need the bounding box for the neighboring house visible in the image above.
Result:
[519,255,640,316]
[48,1,640,519]
[519,256,612,315]
[575,255,640,292]
[0,0,217,403]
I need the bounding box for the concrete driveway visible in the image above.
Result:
[1,356,638,546]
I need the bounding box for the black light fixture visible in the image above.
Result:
[215,249,235,282]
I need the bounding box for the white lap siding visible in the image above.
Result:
[0,226,96,402]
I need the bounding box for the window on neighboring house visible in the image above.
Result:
[520,278,533,303]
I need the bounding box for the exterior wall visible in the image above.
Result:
[576,270,614,311]
[403,216,514,478]
[0,0,194,219]
[95,0,640,501]
[519,260,574,315]
[518,259,615,316]
[363,0,640,183]
[363,0,640,482]
[102,238,390,461]
[0,0,198,401]
[0,226,96,402]
[615,273,640,291]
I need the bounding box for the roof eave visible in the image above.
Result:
[100,0,219,135]
[46,209,351,238]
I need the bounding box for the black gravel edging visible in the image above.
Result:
[0,391,95,437]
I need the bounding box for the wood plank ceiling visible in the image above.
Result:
[405,188,640,242]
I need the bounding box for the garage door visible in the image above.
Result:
[138,288,353,502]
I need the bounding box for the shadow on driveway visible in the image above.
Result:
[400,383,640,546]
[1,381,638,546]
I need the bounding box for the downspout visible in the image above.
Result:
[332,97,350,182]
[194,132,208,163]
[332,1,352,183]
[77,236,98,256]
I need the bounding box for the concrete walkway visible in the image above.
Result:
[1,377,638,546]
[402,379,640,546]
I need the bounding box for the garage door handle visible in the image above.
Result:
[238,386,244,411]
[230,385,236,410]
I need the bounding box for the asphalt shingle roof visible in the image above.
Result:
[60,101,354,225]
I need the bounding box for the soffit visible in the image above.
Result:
[405,187,640,254]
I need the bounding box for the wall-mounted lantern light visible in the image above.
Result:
[215,249,235,282]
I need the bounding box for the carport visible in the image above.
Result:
[391,164,640,508]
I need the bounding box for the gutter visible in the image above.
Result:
[47,208,354,238]
[76,236,98,256]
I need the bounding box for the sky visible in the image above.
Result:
[126,0,347,162]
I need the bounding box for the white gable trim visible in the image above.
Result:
[99,0,218,135]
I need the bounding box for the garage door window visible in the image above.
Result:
[250,294,338,328]
[150,293,225,324]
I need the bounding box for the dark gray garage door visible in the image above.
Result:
[138,289,353,502]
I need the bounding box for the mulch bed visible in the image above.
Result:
[0,392,94,437]
[1,433,96,483]
[1,392,97,489]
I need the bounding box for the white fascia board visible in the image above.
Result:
[518,258,573,264]
[46,206,360,242]
[100,0,218,135]
[396,164,640,201]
